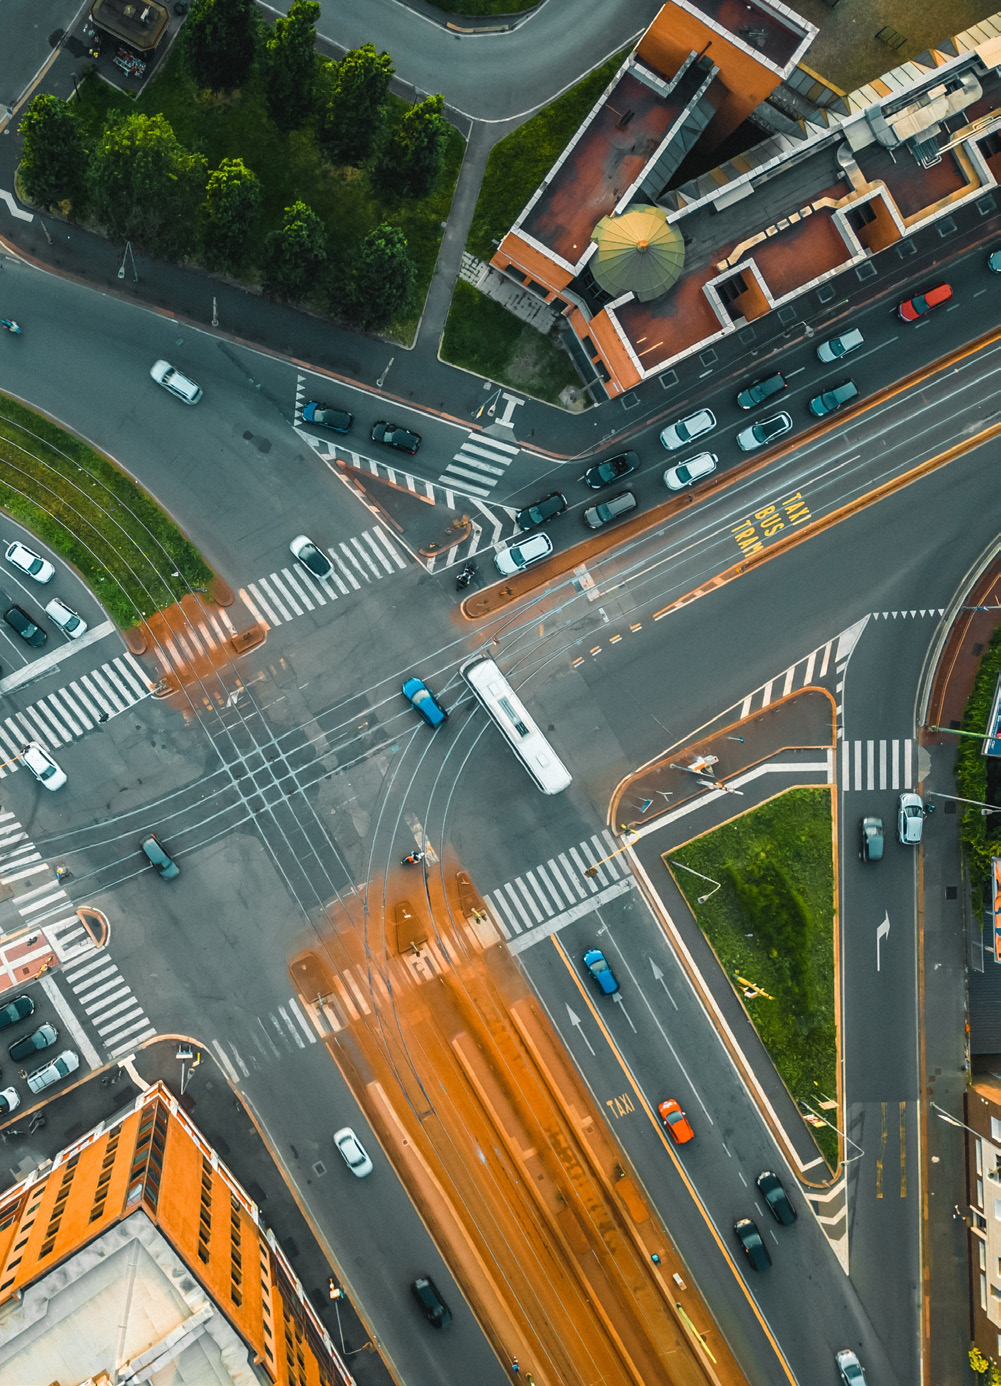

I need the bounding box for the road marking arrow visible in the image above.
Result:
[565,1004,596,1055]
[876,911,890,970]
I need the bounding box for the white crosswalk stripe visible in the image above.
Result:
[61,952,155,1057]
[438,431,520,499]
[484,831,631,938]
[239,527,407,631]
[840,738,914,791]
[0,655,152,777]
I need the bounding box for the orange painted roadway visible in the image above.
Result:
[291,860,747,1386]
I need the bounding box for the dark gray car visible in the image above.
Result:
[9,1022,58,1063]
[583,490,637,529]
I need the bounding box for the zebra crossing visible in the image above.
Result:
[60,949,155,1058]
[437,430,520,499]
[209,996,320,1080]
[484,830,637,949]
[0,654,150,777]
[840,738,915,792]
[239,527,407,630]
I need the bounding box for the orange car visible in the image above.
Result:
[657,1099,694,1144]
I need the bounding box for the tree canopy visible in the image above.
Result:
[319,44,394,166]
[88,113,207,259]
[375,93,448,200]
[184,0,259,90]
[264,0,321,129]
[19,96,88,212]
[262,200,326,298]
[346,222,415,331]
[203,157,262,271]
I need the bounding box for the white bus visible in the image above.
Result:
[463,658,571,795]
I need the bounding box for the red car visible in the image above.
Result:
[898,283,952,321]
[657,1099,694,1144]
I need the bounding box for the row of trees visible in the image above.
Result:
[16,0,451,330]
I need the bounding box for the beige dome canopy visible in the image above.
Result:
[590,204,685,303]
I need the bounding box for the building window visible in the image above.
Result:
[979,1178,985,1209]
[982,1272,989,1311]
[991,1117,1001,1142]
[990,1283,1001,1300]
[978,1143,984,1176]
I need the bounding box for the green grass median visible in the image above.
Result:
[0,397,213,629]
[667,787,839,1169]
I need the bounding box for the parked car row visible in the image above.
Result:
[2,541,88,652]
[301,399,424,456]
[0,992,78,1113]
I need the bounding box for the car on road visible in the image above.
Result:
[584,451,638,489]
[659,408,716,451]
[898,283,952,321]
[301,400,353,434]
[44,597,88,639]
[21,741,66,791]
[663,451,717,491]
[494,533,553,576]
[4,604,46,647]
[412,1275,451,1328]
[817,328,864,363]
[333,1126,373,1177]
[808,379,858,417]
[989,248,1001,273]
[859,816,884,862]
[756,1170,796,1224]
[0,1087,19,1114]
[0,994,34,1030]
[26,1048,79,1094]
[583,490,637,530]
[737,372,786,410]
[371,421,421,454]
[289,534,333,580]
[736,411,792,452]
[733,1216,771,1270]
[657,1099,694,1144]
[9,1022,58,1063]
[583,947,620,995]
[150,359,202,404]
[5,541,54,584]
[141,833,180,880]
[402,676,448,728]
[836,1348,869,1385]
[898,791,925,844]
[516,491,567,530]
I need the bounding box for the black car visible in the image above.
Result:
[734,1216,771,1270]
[9,1022,58,1063]
[736,372,787,410]
[371,422,421,454]
[584,451,638,489]
[756,1171,797,1225]
[583,490,637,530]
[0,994,35,1030]
[808,379,858,418]
[302,401,353,434]
[411,1275,452,1328]
[516,491,567,530]
[4,605,46,647]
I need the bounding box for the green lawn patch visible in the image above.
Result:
[955,623,1001,910]
[0,397,213,628]
[440,282,582,405]
[467,49,628,262]
[73,49,464,344]
[668,787,839,1169]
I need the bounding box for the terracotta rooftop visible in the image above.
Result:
[686,0,806,70]
[520,68,701,269]
[857,143,973,221]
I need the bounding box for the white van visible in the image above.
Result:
[26,1049,79,1093]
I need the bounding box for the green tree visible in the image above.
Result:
[184,0,259,90]
[88,114,207,260]
[375,93,447,200]
[19,95,88,212]
[262,200,326,299]
[319,44,394,166]
[203,157,261,271]
[345,223,415,331]
[264,0,321,130]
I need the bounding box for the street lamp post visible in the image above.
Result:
[927,791,1001,816]
[672,861,722,903]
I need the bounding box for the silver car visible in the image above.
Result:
[736,412,792,452]
[897,792,924,844]
[150,359,202,404]
[334,1126,373,1177]
[663,451,717,491]
[26,1048,79,1093]
[816,328,864,363]
[45,597,88,639]
[494,533,553,575]
[835,1348,868,1385]
[659,408,716,451]
[5,541,55,584]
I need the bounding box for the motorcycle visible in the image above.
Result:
[402,851,425,866]
[455,561,477,591]
[0,319,21,334]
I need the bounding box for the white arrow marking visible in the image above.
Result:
[876,912,890,970]
[565,1004,596,1055]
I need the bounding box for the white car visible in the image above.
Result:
[150,359,203,405]
[44,597,88,639]
[659,408,716,451]
[897,792,924,845]
[21,741,67,791]
[0,1086,19,1114]
[26,1048,79,1094]
[835,1348,868,1385]
[736,412,792,452]
[5,541,54,584]
[494,532,553,576]
[816,328,864,363]
[289,535,333,580]
[334,1126,373,1177]
[664,451,717,491]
